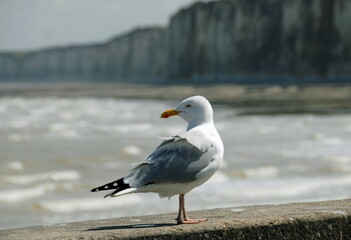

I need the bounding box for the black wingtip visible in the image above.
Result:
[103,188,120,198]
[90,186,100,192]
[90,178,130,193]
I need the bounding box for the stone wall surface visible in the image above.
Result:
[0,199,350,240]
[0,0,350,83]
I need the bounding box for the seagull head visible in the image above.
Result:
[161,96,213,127]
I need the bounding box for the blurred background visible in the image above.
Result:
[1,0,351,230]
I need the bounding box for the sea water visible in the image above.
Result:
[1,97,351,230]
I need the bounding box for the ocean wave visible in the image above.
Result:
[113,123,153,133]
[10,119,32,129]
[123,145,142,156]
[0,97,164,137]
[36,195,140,213]
[323,155,351,172]
[236,166,279,179]
[324,155,351,164]
[257,126,279,134]
[308,133,344,145]
[322,137,343,145]
[7,133,30,142]
[208,171,231,183]
[3,170,80,185]
[5,161,24,171]
[48,123,79,138]
[0,183,56,203]
[207,174,351,200]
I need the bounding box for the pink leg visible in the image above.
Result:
[176,194,183,224]
[176,194,207,224]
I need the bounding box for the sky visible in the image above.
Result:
[0,0,201,52]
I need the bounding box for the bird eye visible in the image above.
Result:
[185,104,192,108]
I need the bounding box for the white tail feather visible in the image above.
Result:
[110,188,137,197]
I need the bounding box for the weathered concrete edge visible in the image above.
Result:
[1,199,351,240]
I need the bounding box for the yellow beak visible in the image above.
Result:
[161,109,181,118]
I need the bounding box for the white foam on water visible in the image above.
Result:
[59,112,77,121]
[323,155,351,172]
[37,195,140,213]
[239,166,279,179]
[3,170,80,185]
[0,183,56,203]
[10,119,31,129]
[324,155,351,164]
[48,123,68,132]
[5,161,24,171]
[7,133,30,142]
[194,171,351,206]
[0,103,7,113]
[114,123,153,134]
[207,171,231,184]
[123,146,142,156]
[210,174,351,200]
[346,124,351,133]
[59,129,79,138]
[307,132,346,147]
[0,97,160,138]
[323,137,343,145]
[48,123,79,138]
[309,132,327,141]
[83,106,101,117]
[257,126,279,134]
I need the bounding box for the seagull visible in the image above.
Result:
[91,96,224,224]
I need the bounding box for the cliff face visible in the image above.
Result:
[168,0,351,83]
[0,0,350,83]
[0,28,168,82]
[105,28,168,82]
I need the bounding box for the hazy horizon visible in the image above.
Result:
[0,0,203,52]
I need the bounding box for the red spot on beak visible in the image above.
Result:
[161,109,180,118]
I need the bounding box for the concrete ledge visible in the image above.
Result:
[1,199,350,240]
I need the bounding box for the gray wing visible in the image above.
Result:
[123,137,216,188]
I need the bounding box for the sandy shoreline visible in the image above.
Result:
[0,82,350,114]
